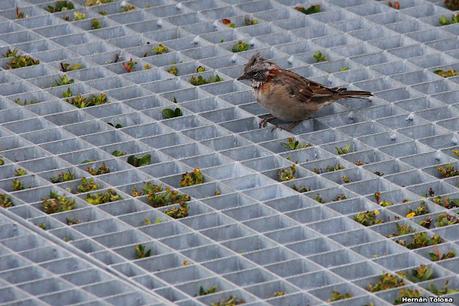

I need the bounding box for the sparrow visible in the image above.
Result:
[237,53,372,130]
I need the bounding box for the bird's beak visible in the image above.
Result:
[237,73,249,80]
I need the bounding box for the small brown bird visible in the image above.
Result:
[237,53,372,130]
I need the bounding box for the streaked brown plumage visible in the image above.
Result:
[237,53,372,129]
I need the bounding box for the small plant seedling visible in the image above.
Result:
[76,177,100,193]
[66,217,80,225]
[314,194,324,203]
[161,107,183,119]
[85,0,113,6]
[134,244,151,259]
[432,196,459,209]
[328,290,352,302]
[281,137,311,150]
[99,10,107,15]
[60,62,82,72]
[196,65,206,73]
[112,150,126,157]
[295,4,321,14]
[91,18,102,29]
[374,192,393,207]
[354,160,365,166]
[419,217,432,229]
[5,53,40,69]
[445,0,459,10]
[16,7,25,19]
[342,176,351,183]
[66,93,108,108]
[166,65,178,75]
[389,1,400,9]
[368,273,405,292]
[292,185,311,193]
[397,232,443,249]
[340,66,350,72]
[402,264,434,282]
[354,210,383,226]
[15,168,27,176]
[197,286,218,296]
[189,74,223,86]
[278,164,296,181]
[428,280,459,295]
[0,194,14,208]
[313,51,327,62]
[334,194,347,201]
[164,202,189,219]
[232,40,250,53]
[387,223,415,238]
[394,288,421,305]
[313,163,344,174]
[4,48,18,58]
[335,144,352,155]
[50,170,76,183]
[435,213,459,227]
[73,11,86,20]
[122,58,137,73]
[14,98,36,106]
[143,63,152,70]
[38,223,47,230]
[244,16,258,26]
[180,168,205,187]
[86,163,110,175]
[146,187,190,207]
[273,291,285,297]
[439,14,459,26]
[437,163,459,178]
[120,1,135,12]
[130,182,163,197]
[0,158,4,165]
[12,179,25,191]
[127,154,151,167]
[221,18,236,28]
[405,202,429,218]
[42,191,76,214]
[428,247,456,261]
[47,1,75,13]
[86,189,122,205]
[434,68,457,78]
[152,43,169,55]
[210,296,245,306]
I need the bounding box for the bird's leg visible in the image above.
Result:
[281,120,303,132]
[259,114,276,128]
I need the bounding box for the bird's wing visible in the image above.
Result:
[272,69,339,104]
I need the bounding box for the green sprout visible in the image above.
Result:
[164,202,189,219]
[387,223,415,238]
[66,93,108,108]
[312,163,344,174]
[273,291,285,297]
[397,232,443,249]
[403,264,434,282]
[313,51,327,62]
[428,280,459,295]
[437,163,459,178]
[50,170,75,183]
[73,11,86,20]
[189,74,223,86]
[15,168,27,176]
[86,163,110,175]
[428,248,456,261]
[66,217,80,225]
[38,223,47,230]
[47,1,75,13]
[42,191,76,214]
[334,194,347,201]
[197,286,218,296]
[328,290,352,302]
[162,107,183,119]
[210,296,245,306]
[196,66,206,73]
[166,65,178,75]
[0,194,14,208]
[146,187,190,208]
[281,137,311,150]
[342,176,351,183]
[374,192,393,207]
[439,14,459,26]
[432,195,459,209]
[122,58,137,73]
[367,273,405,292]
[278,164,296,182]
[121,2,135,12]
[231,41,250,53]
[14,98,36,106]
[291,185,311,193]
[127,154,151,167]
[130,182,163,197]
[84,0,113,5]
[3,48,18,58]
[4,53,40,69]
[134,244,151,259]
[12,179,25,191]
[295,4,321,15]
[60,62,82,72]
[335,144,352,155]
[76,177,100,193]
[152,43,169,55]
[340,66,350,72]
[85,189,122,205]
[434,68,457,78]
[62,87,73,98]
[394,288,421,305]
[244,16,257,26]
[314,194,324,203]
[354,210,383,226]
[0,158,4,166]
[112,150,126,157]
[180,168,205,187]
[405,202,429,218]
[435,213,459,227]
[91,18,102,29]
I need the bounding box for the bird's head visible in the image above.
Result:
[237,52,279,82]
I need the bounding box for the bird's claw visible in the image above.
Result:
[259,116,275,128]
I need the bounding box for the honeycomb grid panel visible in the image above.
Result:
[0,0,458,305]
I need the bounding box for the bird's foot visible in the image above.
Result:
[282,120,303,132]
[259,115,276,128]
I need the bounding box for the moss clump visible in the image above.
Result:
[42,191,76,214]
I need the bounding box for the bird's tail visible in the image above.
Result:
[337,89,372,98]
